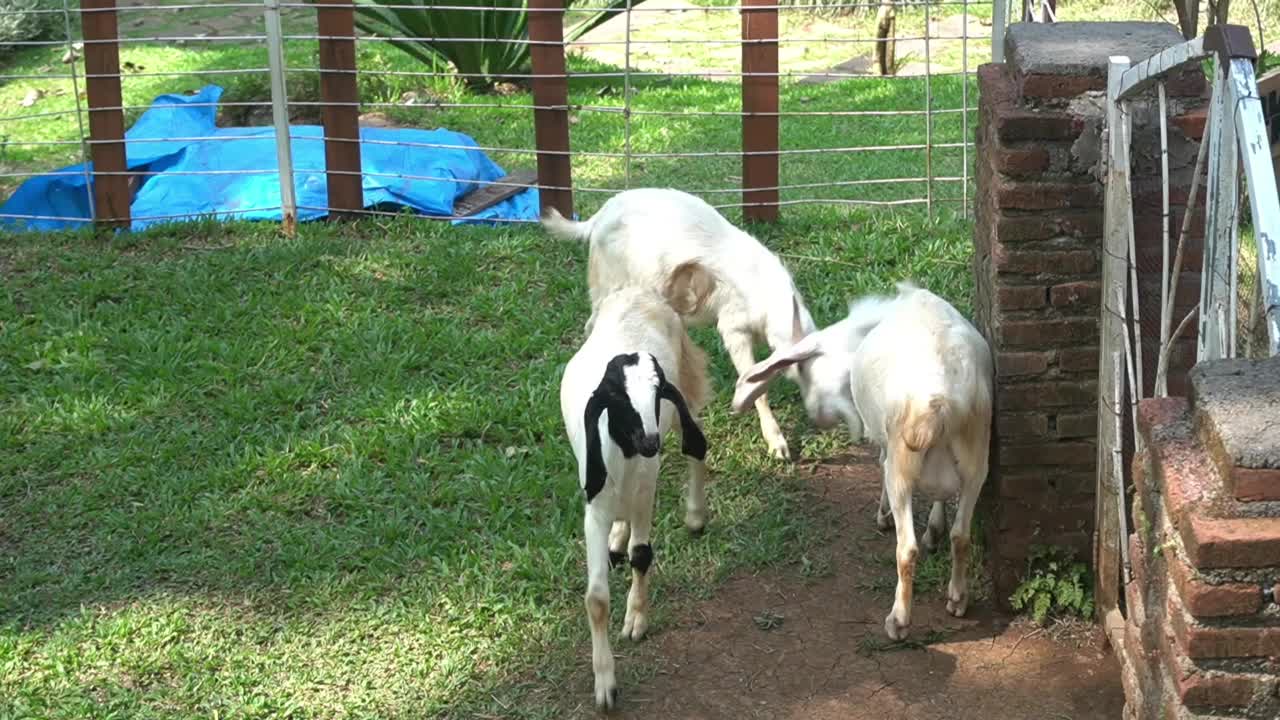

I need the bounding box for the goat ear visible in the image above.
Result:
[664,261,717,316]
[660,381,707,461]
[731,335,823,414]
[791,295,806,343]
[582,393,609,502]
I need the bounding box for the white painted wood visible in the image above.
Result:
[1200,59,1238,362]
[1157,82,1172,396]
[1116,37,1208,102]
[1228,58,1280,355]
[1096,55,1133,616]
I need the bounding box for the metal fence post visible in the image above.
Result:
[264,0,298,235]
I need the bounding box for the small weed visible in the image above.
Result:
[753,610,785,631]
[798,551,833,579]
[1009,545,1096,626]
[857,628,951,655]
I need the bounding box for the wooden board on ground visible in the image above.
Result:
[453,171,538,218]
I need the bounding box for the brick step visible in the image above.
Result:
[1137,398,1280,569]
[1189,357,1280,503]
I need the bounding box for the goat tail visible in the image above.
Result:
[663,260,718,317]
[901,394,947,453]
[539,206,591,243]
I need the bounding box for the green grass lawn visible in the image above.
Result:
[0,206,974,719]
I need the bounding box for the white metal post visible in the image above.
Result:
[992,0,1007,63]
[1227,57,1280,355]
[264,0,298,235]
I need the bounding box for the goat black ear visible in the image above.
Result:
[659,381,707,461]
[583,393,608,502]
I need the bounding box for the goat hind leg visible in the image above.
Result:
[884,443,920,641]
[946,429,990,617]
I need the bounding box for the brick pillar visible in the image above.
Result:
[973,22,1208,604]
[1120,358,1280,720]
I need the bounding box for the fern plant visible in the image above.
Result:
[1008,545,1095,625]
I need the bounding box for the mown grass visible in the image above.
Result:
[0,205,975,718]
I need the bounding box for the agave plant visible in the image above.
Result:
[341,0,641,89]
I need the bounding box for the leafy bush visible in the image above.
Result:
[339,0,642,89]
[0,0,68,53]
[1008,544,1095,625]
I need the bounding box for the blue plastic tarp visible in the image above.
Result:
[0,84,540,231]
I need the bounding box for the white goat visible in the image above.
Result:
[559,262,714,711]
[732,282,993,640]
[543,187,851,461]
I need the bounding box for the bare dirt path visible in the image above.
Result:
[569,447,1124,719]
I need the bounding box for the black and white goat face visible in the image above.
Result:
[582,352,706,502]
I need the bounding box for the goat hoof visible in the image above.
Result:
[622,611,648,641]
[767,440,791,461]
[684,513,707,535]
[884,613,910,641]
[594,678,619,713]
[876,512,893,531]
[946,591,969,617]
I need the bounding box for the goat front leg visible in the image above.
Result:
[946,426,990,617]
[722,326,790,460]
[622,460,659,642]
[684,452,709,534]
[884,441,920,641]
[583,501,618,710]
[609,520,631,569]
[921,501,946,553]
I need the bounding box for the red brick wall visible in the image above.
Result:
[1120,396,1280,720]
[973,62,1207,604]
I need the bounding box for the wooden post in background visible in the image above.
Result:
[742,0,779,222]
[82,0,130,228]
[315,0,363,219]
[528,0,573,219]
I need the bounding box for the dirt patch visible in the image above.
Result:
[567,447,1124,719]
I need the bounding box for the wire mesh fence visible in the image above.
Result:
[0,0,1006,232]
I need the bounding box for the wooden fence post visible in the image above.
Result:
[742,0,779,222]
[315,0,363,219]
[82,0,130,229]
[528,0,573,219]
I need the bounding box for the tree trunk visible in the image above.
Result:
[1173,0,1200,39]
[875,0,896,77]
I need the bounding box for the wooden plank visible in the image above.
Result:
[1199,62,1237,361]
[528,0,573,219]
[1116,37,1208,103]
[1231,59,1280,355]
[453,171,538,217]
[1094,55,1132,618]
[741,0,778,223]
[315,0,363,219]
[82,0,130,229]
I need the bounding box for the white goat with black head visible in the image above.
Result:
[559,262,714,712]
[543,187,850,461]
[732,282,993,641]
